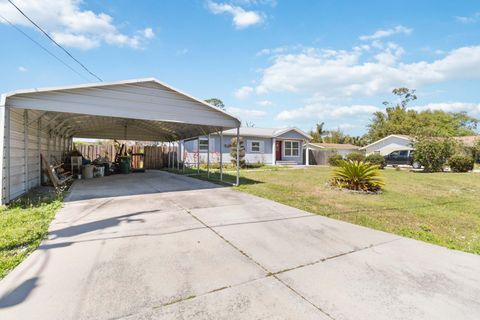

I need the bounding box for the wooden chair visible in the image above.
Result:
[40,154,73,189]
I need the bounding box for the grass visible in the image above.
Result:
[0,191,63,279]
[230,167,480,254]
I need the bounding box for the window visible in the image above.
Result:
[199,138,209,152]
[251,141,261,152]
[284,141,299,157]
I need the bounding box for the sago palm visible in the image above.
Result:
[330,160,384,192]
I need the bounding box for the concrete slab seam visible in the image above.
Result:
[170,200,337,319]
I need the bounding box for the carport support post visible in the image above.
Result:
[168,142,171,169]
[176,141,180,171]
[219,131,223,182]
[207,133,210,179]
[305,141,310,166]
[197,137,200,174]
[24,110,29,192]
[236,127,240,186]
[182,140,185,173]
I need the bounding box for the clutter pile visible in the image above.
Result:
[41,143,145,189]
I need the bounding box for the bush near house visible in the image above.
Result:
[328,153,343,166]
[365,153,386,169]
[448,155,475,172]
[227,137,246,168]
[345,152,366,162]
[330,160,384,192]
[413,137,455,172]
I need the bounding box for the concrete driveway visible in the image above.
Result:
[1,171,479,320]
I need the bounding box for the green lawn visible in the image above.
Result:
[231,167,480,254]
[0,193,63,279]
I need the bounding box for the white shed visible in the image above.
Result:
[0,78,241,203]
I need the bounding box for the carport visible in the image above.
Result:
[0,78,241,203]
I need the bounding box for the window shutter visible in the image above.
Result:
[260,141,264,153]
[247,140,252,152]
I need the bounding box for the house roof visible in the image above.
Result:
[308,142,360,150]
[360,134,412,150]
[454,136,480,147]
[221,127,312,139]
[2,78,241,141]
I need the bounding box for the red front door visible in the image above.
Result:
[276,140,282,161]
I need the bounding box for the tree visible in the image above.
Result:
[205,98,225,110]
[413,137,455,172]
[367,88,478,141]
[309,122,325,143]
[308,123,368,146]
[226,137,246,168]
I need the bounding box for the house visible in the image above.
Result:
[362,134,480,157]
[454,136,480,147]
[306,142,361,157]
[182,127,312,165]
[361,134,413,156]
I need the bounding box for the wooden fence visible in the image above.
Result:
[74,144,178,169]
[304,149,337,165]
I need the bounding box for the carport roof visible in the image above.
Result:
[1,78,241,141]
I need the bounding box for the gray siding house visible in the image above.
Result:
[182,127,312,165]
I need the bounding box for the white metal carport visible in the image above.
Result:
[0,78,241,204]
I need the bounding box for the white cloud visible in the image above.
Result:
[0,0,154,49]
[176,48,189,55]
[359,25,413,41]
[337,123,358,130]
[412,102,480,114]
[255,45,480,99]
[455,13,480,24]
[143,28,155,39]
[207,1,263,29]
[276,104,380,121]
[235,85,254,99]
[18,66,27,72]
[257,100,273,106]
[228,107,267,117]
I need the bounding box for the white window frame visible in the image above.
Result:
[283,140,300,157]
[199,138,209,152]
[250,140,261,153]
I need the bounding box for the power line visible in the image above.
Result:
[0,13,90,81]
[7,0,103,82]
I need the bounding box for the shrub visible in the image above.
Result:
[330,160,384,192]
[365,153,386,169]
[448,154,474,172]
[328,154,343,166]
[346,152,365,162]
[227,137,246,168]
[413,137,455,172]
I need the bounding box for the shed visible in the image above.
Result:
[0,78,241,203]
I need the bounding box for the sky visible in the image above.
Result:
[0,0,480,136]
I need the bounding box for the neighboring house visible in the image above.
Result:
[182,127,312,165]
[306,142,361,158]
[454,135,480,147]
[361,134,413,155]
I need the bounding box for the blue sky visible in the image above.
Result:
[1,0,480,135]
